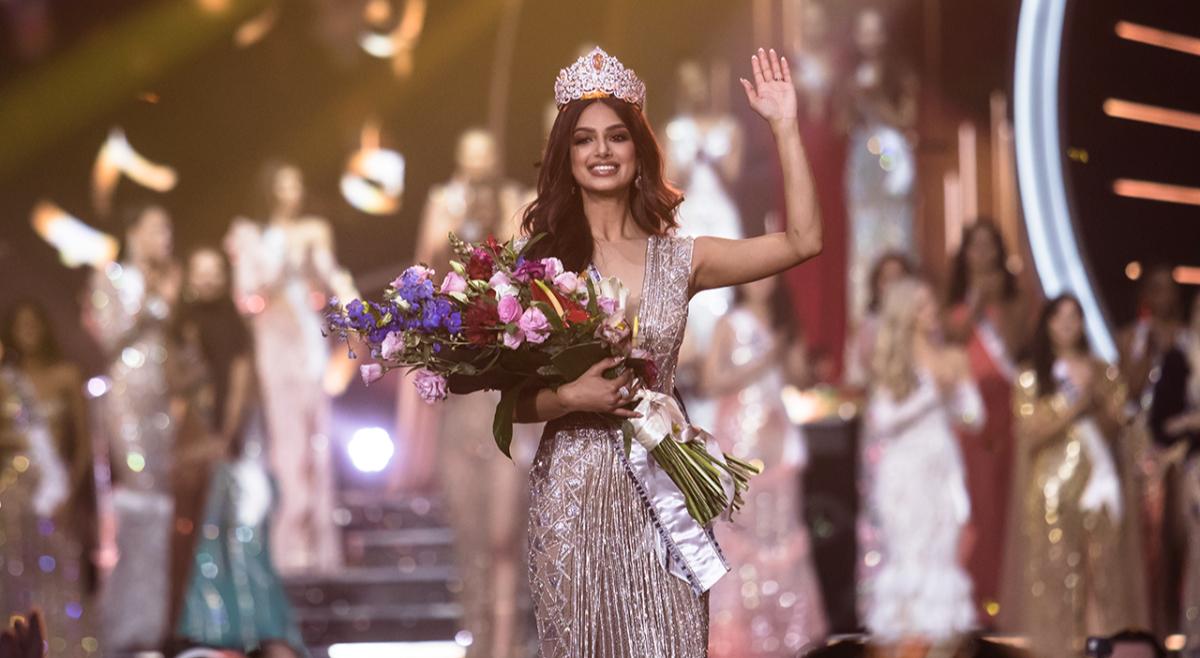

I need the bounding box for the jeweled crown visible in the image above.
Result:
[554,47,646,110]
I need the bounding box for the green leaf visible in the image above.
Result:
[585,277,599,315]
[518,232,547,257]
[492,384,526,459]
[531,301,565,331]
[550,341,610,382]
[621,420,634,458]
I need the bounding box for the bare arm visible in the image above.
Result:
[515,357,641,424]
[693,49,821,293]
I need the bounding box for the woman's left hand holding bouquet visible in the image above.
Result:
[516,356,643,423]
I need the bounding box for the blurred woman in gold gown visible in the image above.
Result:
[399,128,534,658]
[1001,294,1147,656]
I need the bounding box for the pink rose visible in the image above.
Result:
[413,369,448,404]
[380,331,404,360]
[360,363,384,386]
[541,257,564,281]
[497,295,523,323]
[518,307,551,344]
[489,271,518,298]
[502,328,524,349]
[553,271,582,295]
[439,271,467,294]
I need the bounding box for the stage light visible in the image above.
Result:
[1014,0,1117,360]
[341,122,405,216]
[347,427,394,473]
[1115,21,1200,58]
[1112,179,1200,207]
[328,642,464,658]
[30,200,119,269]
[1103,98,1200,133]
[1174,266,1200,286]
[1124,261,1142,281]
[85,376,111,398]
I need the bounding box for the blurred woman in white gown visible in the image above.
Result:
[225,162,356,574]
[863,278,979,651]
[663,59,744,429]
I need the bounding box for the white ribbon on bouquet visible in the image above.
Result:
[622,390,734,593]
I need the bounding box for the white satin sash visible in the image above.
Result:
[620,390,732,594]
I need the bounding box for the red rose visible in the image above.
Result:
[632,357,659,388]
[467,248,494,281]
[464,294,499,346]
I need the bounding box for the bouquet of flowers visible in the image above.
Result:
[324,233,758,524]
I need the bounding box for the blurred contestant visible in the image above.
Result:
[705,275,827,657]
[1148,296,1200,651]
[844,8,918,326]
[85,205,181,651]
[1002,295,1147,657]
[944,220,1031,623]
[2,300,98,592]
[226,162,353,573]
[863,278,978,649]
[664,60,744,430]
[400,128,533,658]
[171,248,307,658]
[0,342,90,656]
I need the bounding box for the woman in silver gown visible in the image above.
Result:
[84,204,181,652]
[515,47,821,656]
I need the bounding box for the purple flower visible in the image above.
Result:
[497,296,523,324]
[513,258,546,283]
[395,267,435,305]
[380,331,404,360]
[598,297,618,316]
[439,271,467,294]
[413,369,448,404]
[360,363,384,386]
[518,307,551,344]
[346,299,373,331]
[420,298,455,333]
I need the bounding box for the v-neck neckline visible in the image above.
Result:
[588,235,655,325]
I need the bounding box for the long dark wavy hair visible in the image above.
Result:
[1028,293,1090,397]
[521,97,683,272]
[947,219,1017,306]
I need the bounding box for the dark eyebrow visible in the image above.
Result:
[573,123,629,134]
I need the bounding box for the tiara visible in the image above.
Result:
[554,47,646,110]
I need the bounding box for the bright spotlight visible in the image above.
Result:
[347,427,394,473]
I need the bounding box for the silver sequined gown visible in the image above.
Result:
[85,262,177,652]
[527,234,709,658]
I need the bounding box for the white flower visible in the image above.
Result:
[596,276,629,326]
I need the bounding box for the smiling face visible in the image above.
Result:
[913,282,940,336]
[570,101,637,196]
